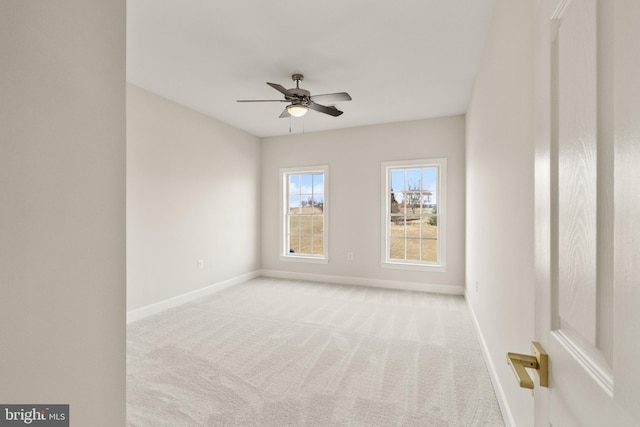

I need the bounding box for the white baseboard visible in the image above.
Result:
[260,269,464,295]
[465,291,515,427]
[127,271,260,324]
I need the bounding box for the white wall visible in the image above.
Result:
[261,116,465,292]
[0,1,126,425]
[127,84,261,311]
[465,0,535,425]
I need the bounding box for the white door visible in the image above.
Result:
[533,0,640,425]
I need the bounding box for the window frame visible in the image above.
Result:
[381,158,447,271]
[279,165,329,264]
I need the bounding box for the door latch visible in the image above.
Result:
[507,341,548,389]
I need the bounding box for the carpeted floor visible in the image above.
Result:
[127,278,504,426]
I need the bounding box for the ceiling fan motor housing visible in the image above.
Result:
[288,74,310,104]
[288,89,310,102]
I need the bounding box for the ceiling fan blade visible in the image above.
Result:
[237,99,287,102]
[308,101,343,117]
[267,82,293,96]
[279,108,291,118]
[310,92,352,103]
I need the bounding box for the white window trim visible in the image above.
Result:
[279,165,329,264]
[380,158,447,272]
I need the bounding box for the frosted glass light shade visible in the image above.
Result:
[287,104,308,117]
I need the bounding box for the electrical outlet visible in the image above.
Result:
[198,259,204,270]
[347,251,354,260]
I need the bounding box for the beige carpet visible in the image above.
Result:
[127,278,504,426]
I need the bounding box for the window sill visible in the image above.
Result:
[382,261,446,272]
[280,255,329,264]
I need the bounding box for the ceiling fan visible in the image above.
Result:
[237,74,352,118]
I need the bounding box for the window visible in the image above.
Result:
[280,165,328,263]
[381,158,446,270]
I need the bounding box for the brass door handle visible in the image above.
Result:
[507,341,548,389]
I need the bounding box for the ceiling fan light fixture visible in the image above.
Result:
[287,104,308,117]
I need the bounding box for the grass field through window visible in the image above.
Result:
[288,207,324,255]
[389,215,438,262]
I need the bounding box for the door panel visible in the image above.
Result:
[552,0,612,387]
[534,0,640,425]
[556,0,598,349]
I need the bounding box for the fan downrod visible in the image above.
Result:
[292,74,304,86]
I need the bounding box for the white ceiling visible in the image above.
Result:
[127,0,496,138]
